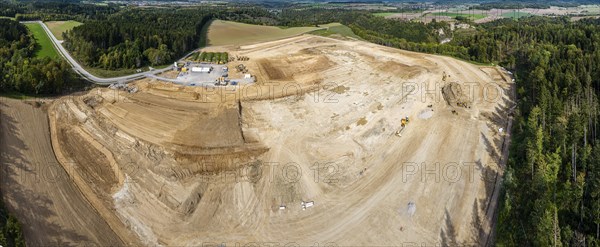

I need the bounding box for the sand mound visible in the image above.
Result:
[443,81,472,108]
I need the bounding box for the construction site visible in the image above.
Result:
[1,34,515,246]
[162,51,256,87]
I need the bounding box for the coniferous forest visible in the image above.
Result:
[465,17,600,246]
[63,8,212,69]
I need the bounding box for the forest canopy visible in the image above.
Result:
[63,8,213,69]
[62,6,276,70]
[0,19,77,94]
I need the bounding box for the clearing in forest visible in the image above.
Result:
[206,20,322,46]
[373,12,397,17]
[501,11,533,19]
[429,12,487,20]
[309,23,361,39]
[45,20,82,40]
[25,22,59,59]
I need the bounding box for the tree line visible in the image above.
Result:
[63,8,212,69]
[0,1,120,22]
[468,17,600,246]
[0,19,77,95]
[62,6,276,70]
[0,193,24,247]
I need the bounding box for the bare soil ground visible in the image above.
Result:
[44,34,514,246]
[0,98,123,246]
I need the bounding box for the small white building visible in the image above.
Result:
[191,66,212,73]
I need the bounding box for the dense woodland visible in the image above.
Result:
[0,1,119,21]
[467,17,600,246]
[0,19,77,94]
[64,8,212,69]
[63,6,277,69]
[0,192,24,247]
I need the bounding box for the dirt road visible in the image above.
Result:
[0,98,123,246]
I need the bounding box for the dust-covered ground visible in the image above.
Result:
[0,98,124,246]
[43,34,514,246]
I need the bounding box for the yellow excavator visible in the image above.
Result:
[395,116,409,137]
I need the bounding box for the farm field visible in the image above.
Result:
[206,20,322,46]
[25,22,59,59]
[309,23,361,39]
[84,66,141,78]
[501,11,532,19]
[373,12,397,17]
[83,63,170,78]
[377,5,600,23]
[45,20,82,40]
[429,12,487,20]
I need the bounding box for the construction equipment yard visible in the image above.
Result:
[2,34,514,246]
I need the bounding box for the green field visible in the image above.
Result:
[502,11,533,19]
[373,12,397,17]
[85,66,140,78]
[206,20,322,46]
[0,91,36,100]
[85,64,171,78]
[45,20,82,40]
[430,12,487,20]
[25,23,60,59]
[310,23,361,39]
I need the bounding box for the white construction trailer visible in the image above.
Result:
[191,66,212,73]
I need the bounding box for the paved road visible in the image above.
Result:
[24,21,175,85]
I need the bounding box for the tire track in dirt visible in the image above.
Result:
[0,98,123,246]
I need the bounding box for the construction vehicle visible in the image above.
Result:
[236,56,249,61]
[236,64,247,73]
[301,201,314,210]
[395,116,410,137]
[214,77,228,86]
